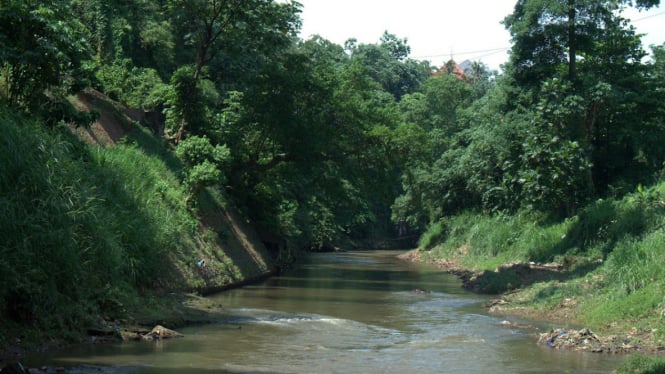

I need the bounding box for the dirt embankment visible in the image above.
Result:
[398,249,665,355]
[2,89,280,363]
[70,88,277,294]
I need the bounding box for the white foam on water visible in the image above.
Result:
[224,307,394,335]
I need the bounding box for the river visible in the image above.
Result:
[27,250,624,373]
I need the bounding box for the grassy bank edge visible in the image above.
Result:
[400,187,665,371]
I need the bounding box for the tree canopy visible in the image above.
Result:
[1,0,664,251]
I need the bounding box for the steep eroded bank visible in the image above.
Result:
[0,92,278,359]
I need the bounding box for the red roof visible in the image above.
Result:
[433,59,466,80]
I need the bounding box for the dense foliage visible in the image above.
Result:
[1,0,664,348]
[0,107,194,334]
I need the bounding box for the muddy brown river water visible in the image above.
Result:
[27,251,624,373]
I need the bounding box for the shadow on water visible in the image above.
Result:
[33,364,287,374]
[273,254,465,294]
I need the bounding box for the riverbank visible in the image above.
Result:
[398,248,665,356]
[0,290,235,367]
[0,97,278,363]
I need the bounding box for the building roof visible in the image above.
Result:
[433,59,467,80]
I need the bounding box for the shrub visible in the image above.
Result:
[175,135,231,197]
[95,59,168,110]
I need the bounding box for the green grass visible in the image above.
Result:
[0,104,273,349]
[420,178,665,333]
[418,220,445,249]
[422,211,574,270]
[0,108,186,336]
[616,355,665,374]
[585,284,664,327]
[605,231,665,294]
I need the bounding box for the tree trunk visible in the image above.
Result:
[567,0,577,84]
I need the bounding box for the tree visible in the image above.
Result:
[0,0,88,110]
[420,74,474,132]
[504,0,659,90]
[170,0,242,82]
[503,0,661,197]
[72,0,164,66]
[347,32,431,100]
[166,0,302,141]
[512,79,593,215]
[213,33,407,249]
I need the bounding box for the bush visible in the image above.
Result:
[175,135,230,196]
[95,59,168,110]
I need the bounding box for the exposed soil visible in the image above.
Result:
[69,88,132,146]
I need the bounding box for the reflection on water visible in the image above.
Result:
[27,251,623,373]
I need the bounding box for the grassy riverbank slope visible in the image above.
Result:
[0,93,275,353]
[410,182,665,357]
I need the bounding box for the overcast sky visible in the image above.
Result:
[294,0,665,71]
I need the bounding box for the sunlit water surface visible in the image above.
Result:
[27,251,624,373]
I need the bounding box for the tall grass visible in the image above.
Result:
[422,211,572,269]
[424,182,663,264]
[418,220,445,249]
[0,105,196,337]
[420,176,665,334]
[1,111,92,329]
[605,231,665,295]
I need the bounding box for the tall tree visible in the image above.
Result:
[166,0,301,141]
[0,0,88,110]
[504,0,659,90]
[503,0,661,196]
[170,0,241,82]
[347,32,431,100]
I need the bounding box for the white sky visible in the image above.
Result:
[294,0,665,71]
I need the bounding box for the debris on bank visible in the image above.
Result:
[538,327,659,354]
[540,328,602,352]
[140,325,183,341]
[88,324,184,342]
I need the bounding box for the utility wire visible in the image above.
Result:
[413,46,509,60]
[413,10,663,62]
[632,10,665,22]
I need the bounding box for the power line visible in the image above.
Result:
[632,10,665,22]
[412,10,664,62]
[413,46,510,60]
[474,48,511,60]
